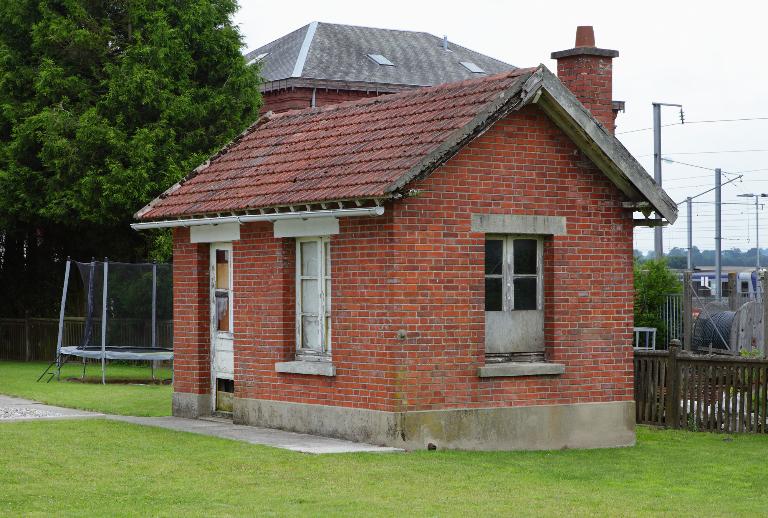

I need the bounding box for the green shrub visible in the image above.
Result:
[634,258,682,342]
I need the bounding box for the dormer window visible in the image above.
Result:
[367,54,394,66]
[460,61,485,74]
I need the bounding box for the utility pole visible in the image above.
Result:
[715,168,722,300]
[652,102,684,259]
[686,197,693,270]
[737,193,767,269]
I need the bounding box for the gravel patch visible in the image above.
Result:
[0,407,64,420]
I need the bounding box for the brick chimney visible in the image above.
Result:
[551,26,620,133]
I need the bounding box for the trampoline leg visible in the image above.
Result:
[151,361,156,382]
[56,355,62,381]
[82,357,86,380]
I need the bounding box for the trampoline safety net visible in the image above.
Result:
[57,260,173,361]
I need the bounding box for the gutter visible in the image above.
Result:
[130,206,385,231]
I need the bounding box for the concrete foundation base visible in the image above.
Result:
[172,392,212,418]
[233,398,635,451]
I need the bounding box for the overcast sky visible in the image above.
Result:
[233,0,768,254]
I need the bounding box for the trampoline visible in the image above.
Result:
[48,259,173,383]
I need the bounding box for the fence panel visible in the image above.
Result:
[662,293,683,347]
[0,317,173,361]
[635,348,768,433]
[0,320,26,360]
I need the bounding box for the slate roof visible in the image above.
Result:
[137,68,535,220]
[246,22,515,90]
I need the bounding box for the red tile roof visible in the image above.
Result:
[137,68,536,220]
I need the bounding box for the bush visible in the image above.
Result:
[634,258,681,342]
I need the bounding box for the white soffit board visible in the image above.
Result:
[190,222,241,243]
[274,217,339,238]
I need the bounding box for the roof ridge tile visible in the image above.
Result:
[264,68,535,121]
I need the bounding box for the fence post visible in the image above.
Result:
[666,341,681,429]
[24,311,31,362]
[728,272,738,311]
[762,275,768,358]
[683,271,693,351]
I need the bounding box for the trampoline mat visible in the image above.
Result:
[59,346,173,361]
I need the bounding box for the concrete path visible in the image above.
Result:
[0,394,103,421]
[0,394,400,454]
[108,415,402,454]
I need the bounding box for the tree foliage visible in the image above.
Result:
[634,258,682,340]
[0,0,261,316]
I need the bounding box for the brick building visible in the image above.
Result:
[248,22,516,113]
[249,22,626,122]
[133,27,677,450]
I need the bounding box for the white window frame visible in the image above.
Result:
[211,244,234,336]
[485,235,543,312]
[295,236,331,359]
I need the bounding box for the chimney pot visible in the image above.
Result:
[575,26,595,47]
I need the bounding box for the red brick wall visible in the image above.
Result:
[556,54,616,132]
[261,88,382,114]
[171,105,634,411]
[172,227,211,395]
[230,214,401,411]
[389,105,634,410]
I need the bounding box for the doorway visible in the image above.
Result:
[210,243,234,413]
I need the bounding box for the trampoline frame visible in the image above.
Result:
[54,259,173,384]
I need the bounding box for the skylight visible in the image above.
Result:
[460,61,485,74]
[367,54,394,66]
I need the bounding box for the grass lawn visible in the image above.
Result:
[0,420,766,517]
[0,361,171,416]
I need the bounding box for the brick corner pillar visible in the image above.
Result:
[551,26,620,133]
[170,227,212,417]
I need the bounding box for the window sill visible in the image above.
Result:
[478,362,565,378]
[275,360,336,377]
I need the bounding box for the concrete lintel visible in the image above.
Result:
[471,214,566,235]
[275,360,336,376]
[273,216,339,238]
[478,362,565,378]
[190,222,240,243]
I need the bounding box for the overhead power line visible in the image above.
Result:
[660,158,766,177]
[675,173,743,204]
[662,158,719,171]
[638,149,768,158]
[617,116,768,135]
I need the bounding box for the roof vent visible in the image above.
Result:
[443,35,450,51]
[247,52,268,65]
[460,61,485,74]
[367,54,394,66]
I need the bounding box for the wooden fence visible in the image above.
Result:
[0,317,173,362]
[635,347,768,433]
